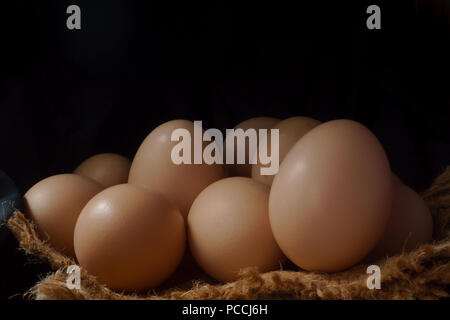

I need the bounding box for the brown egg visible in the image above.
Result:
[23,174,103,256]
[128,120,226,218]
[188,177,285,282]
[225,117,280,177]
[74,184,186,292]
[74,153,131,188]
[368,181,433,260]
[252,116,321,186]
[269,120,393,272]
[392,172,403,185]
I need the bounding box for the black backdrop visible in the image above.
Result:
[0,0,449,298]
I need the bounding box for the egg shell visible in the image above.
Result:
[23,174,104,256]
[128,120,226,218]
[74,184,186,292]
[74,153,131,188]
[188,177,285,282]
[252,116,321,186]
[368,181,433,260]
[269,119,393,272]
[225,117,280,177]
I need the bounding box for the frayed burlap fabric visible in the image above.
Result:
[7,167,450,300]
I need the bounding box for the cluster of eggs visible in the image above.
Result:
[23,117,433,292]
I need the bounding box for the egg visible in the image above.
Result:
[367,180,433,260]
[251,116,321,186]
[74,184,186,292]
[74,153,131,188]
[225,117,280,177]
[188,177,285,282]
[392,172,403,185]
[128,120,226,218]
[23,174,103,256]
[269,120,393,272]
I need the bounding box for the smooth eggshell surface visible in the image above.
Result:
[269,120,393,272]
[128,120,226,218]
[23,174,104,256]
[225,117,280,177]
[252,116,321,186]
[368,182,433,260]
[188,177,285,282]
[74,153,131,188]
[74,184,186,292]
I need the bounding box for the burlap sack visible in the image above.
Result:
[7,167,450,300]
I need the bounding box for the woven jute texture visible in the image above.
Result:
[7,167,450,300]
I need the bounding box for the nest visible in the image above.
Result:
[7,167,450,300]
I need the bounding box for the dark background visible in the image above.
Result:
[0,0,449,299]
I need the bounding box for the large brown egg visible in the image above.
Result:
[188,177,285,282]
[269,120,393,272]
[74,184,186,292]
[368,181,433,260]
[23,174,103,256]
[225,117,280,177]
[252,116,321,186]
[128,120,226,218]
[74,153,131,188]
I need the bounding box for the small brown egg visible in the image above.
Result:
[225,117,280,177]
[23,174,103,256]
[252,116,321,186]
[188,177,285,282]
[269,120,393,272]
[74,184,186,292]
[368,181,433,260]
[74,153,131,188]
[128,120,226,218]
